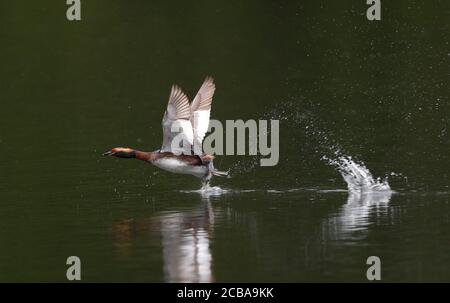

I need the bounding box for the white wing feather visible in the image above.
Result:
[160,77,216,155]
[161,85,194,153]
[190,76,216,155]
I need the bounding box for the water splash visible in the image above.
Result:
[208,100,404,192]
[181,186,346,196]
[323,156,391,193]
[180,185,231,197]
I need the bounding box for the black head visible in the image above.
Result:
[103,147,136,158]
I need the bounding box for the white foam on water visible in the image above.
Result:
[180,186,350,196]
[315,189,349,193]
[179,185,259,197]
[323,156,392,194]
[180,154,396,197]
[180,185,230,196]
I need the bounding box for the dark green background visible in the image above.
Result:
[0,0,448,281]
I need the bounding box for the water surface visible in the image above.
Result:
[0,0,449,282]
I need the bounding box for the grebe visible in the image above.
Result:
[103,76,228,184]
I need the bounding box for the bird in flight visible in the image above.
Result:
[103,76,228,185]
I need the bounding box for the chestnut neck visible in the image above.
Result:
[135,150,156,162]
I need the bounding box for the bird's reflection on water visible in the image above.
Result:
[160,198,215,282]
[111,193,216,282]
[110,187,395,282]
[323,190,392,241]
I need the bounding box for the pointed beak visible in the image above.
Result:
[103,151,113,156]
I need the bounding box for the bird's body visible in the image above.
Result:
[104,76,228,184]
[152,155,208,179]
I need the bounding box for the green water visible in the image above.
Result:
[0,0,449,282]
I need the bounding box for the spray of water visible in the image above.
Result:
[207,100,402,194]
[323,155,391,193]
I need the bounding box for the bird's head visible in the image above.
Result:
[103,147,136,158]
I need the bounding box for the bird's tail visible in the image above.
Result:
[208,161,229,178]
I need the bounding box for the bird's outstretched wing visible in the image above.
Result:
[161,85,194,154]
[190,76,216,155]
